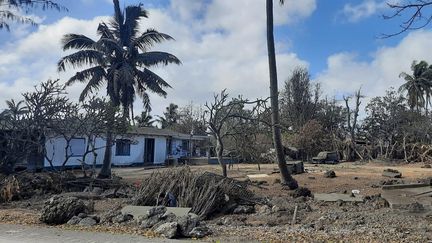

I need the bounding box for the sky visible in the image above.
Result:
[1,0,432,117]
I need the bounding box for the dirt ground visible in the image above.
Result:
[2,161,432,242]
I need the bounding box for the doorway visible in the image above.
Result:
[144,138,155,165]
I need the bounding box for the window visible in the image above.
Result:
[116,139,131,156]
[68,138,85,157]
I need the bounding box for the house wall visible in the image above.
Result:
[44,135,167,167]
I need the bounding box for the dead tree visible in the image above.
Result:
[383,1,432,37]
[203,90,268,177]
[343,88,363,161]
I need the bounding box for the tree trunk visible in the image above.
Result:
[216,136,227,177]
[266,0,298,189]
[98,111,114,178]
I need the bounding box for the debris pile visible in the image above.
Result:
[132,167,256,218]
[0,172,68,202]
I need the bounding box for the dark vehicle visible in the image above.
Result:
[312,151,339,164]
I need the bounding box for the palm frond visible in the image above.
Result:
[135,51,181,67]
[135,68,170,96]
[79,70,106,101]
[134,29,174,51]
[62,34,96,51]
[58,50,105,72]
[65,66,106,86]
[124,4,148,39]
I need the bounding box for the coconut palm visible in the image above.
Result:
[399,60,432,113]
[135,111,155,127]
[266,0,298,189]
[2,99,28,120]
[58,0,180,178]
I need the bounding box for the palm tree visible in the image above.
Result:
[58,0,180,178]
[135,111,155,127]
[399,60,432,113]
[266,0,298,189]
[2,99,28,120]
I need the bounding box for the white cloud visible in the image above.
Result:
[0,0,316,116]
[316,30,432,113]
[341,0,399,22]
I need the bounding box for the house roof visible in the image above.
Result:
[128,127,209,141]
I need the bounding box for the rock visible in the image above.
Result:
[189,226,212,238]
[147,206,167,218]
[78,217,97,226]
[233,205,255,214]
[382,169,402,178]
[177,213,199,237]
[40,196,92,225]
[77,213,87,218]
[354,177,359,180]
[256,205,271,215]
[291,187,312,198]
[407,202,424,213]
[324,170,336,178]
[155,222,179,239]
[100,209,121,224]
[421,164,431,168]
[66,216,81,225]
[112,213,133,224]
[160,212,177,221]
[140,215,163,229]
[273,178,281,184]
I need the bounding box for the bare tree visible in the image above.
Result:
[203,90,268,177]
[343,88,363,161]
[383,1,432,37]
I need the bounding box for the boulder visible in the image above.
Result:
[40,196,92,225]
[78,217,97,226]
[382,169,402,178]
[189,226,212,238]
[291,187,312,198]
[177,213,199,237]
[66,216,81,225]
[147,206,167,218]
[140,216,162,229]
[112,213,133,224]
[233,205,254,214]
[155,222,179,239]
[100,209,121,224]
[324,170,336,178]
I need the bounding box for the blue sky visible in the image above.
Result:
[1,0,432,116]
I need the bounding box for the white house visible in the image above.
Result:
[43,127,209,168]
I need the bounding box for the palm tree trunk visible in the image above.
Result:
[98,112,114,178]
[266,0,298,189]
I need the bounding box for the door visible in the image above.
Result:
[144,138,155,165]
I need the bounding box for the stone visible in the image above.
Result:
[100,209,121,224]
[422,164,432,168]
[155,222,179,239]
[78,217,97,226]
[40,196,92,225]
[77,213,87,218]
[233,205,254,214]
[66,216,81,225]
[147,206,167,218]
[256,205,271,215]
[121,206,191,220]
[177,213,199,237]
[324,170,336,178]
[189,226,212,238]
[382,169,402,178]
[291,187,312,198]
[112,214,133,224]
[140,216,162,229]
